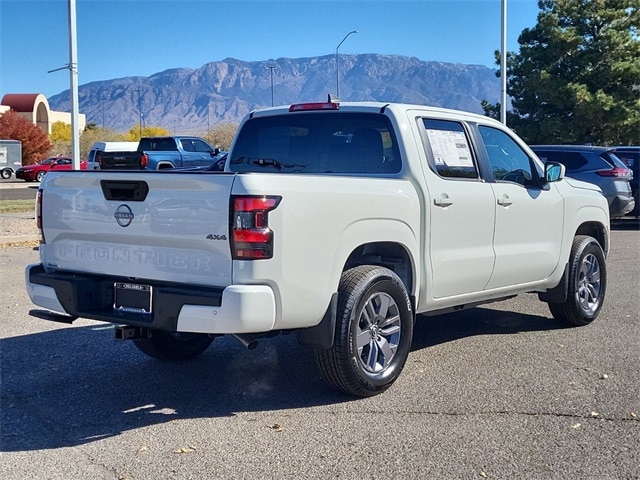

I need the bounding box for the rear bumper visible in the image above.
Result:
[609,194,635,218]
[25,263,276,334]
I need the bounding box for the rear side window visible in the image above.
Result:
[229,112,401,174]
[139,138,178,152]
[422,119,478,179]
[534,151,588,172]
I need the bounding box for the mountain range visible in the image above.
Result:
[48,54,500,134]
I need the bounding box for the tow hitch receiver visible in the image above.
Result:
[115,325,151,340]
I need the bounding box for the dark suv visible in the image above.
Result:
[612,146,639,216]
[531,145,635,219]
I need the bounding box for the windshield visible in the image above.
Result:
[229,112,401,174]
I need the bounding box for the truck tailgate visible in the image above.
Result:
[39,171,235,287]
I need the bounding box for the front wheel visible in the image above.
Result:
[35,170,46,182]
[548,235,606,326]
[132,330,214,361]
[1,169,11,179]
[314,266,414,397]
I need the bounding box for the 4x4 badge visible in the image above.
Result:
[114,204,134,227]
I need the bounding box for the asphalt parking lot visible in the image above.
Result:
[1,223,638,479]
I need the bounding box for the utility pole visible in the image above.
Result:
[267,65,275,106]
[138,90,143,138]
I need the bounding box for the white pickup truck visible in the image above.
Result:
[26,101,610,397]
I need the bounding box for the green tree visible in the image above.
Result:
[485,0,640,145]
[0,110,52,164]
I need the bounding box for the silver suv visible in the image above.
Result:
[531,145,635,219]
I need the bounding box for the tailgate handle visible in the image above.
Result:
[100,180,149,201]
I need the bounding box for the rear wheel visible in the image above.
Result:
[548,235,606,326]
[1,169,11,179]
[314,266,413,397]
[132,330,214,361]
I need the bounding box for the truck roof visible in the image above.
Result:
[247,101,496,125]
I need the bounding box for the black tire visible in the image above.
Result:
[132,330,213,361]
[314,265,414,397]
[1,169,11,179]
[548,235,606,326]
[36,170,46,182]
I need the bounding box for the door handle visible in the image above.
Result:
[434,194,454,207]
[497,195,513,207]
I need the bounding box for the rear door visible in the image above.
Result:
[417,117,496,298]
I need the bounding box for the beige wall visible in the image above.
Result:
[1,93,85,135]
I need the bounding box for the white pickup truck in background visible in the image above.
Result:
[26,101,610,397]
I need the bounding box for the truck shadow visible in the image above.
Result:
[1,307,562,452]
[412,307,567,351]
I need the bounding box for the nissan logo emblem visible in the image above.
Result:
[114,204,134,227]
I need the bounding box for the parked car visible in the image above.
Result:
[531,145,635,219]
[15,156,88,182]
[612,146,639,216]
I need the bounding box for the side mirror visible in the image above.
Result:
[212,147,220,156]
[545,161,565,183]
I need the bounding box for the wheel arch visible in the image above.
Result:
[298,223,419,351]
[343,241,415,298]
[575,221,609,257]
[155,161,175,169]
[329,217,419,301]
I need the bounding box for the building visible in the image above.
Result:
[0,93,86,134]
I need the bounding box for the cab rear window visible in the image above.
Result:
[229,113,401,174]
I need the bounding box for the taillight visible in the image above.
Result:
[140,153,148,168]
[231,196,281,259]
[596,167,630,178]
[36,189,45,243]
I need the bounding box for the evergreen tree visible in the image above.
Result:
[487,0,639,145]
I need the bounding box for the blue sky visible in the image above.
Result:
[1,0,540,98]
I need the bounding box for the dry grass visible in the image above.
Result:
[0,199,35,214]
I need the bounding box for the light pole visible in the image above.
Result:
[138,89,143,138]
[500,0,507,125]
[267,65,275,106]
[101,91,105,128]
[336,30,358,98]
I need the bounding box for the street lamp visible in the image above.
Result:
[137,89,143,138]
[267,65,275,106]
[336,30,358,98]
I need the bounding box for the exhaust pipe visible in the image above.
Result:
[232,334,260,350]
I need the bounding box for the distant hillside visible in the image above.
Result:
[48,54,499,133]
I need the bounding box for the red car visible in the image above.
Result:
[15,156,88,182]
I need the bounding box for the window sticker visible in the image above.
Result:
[426,129,474,168]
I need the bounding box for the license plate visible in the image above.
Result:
[114,282,152,314]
